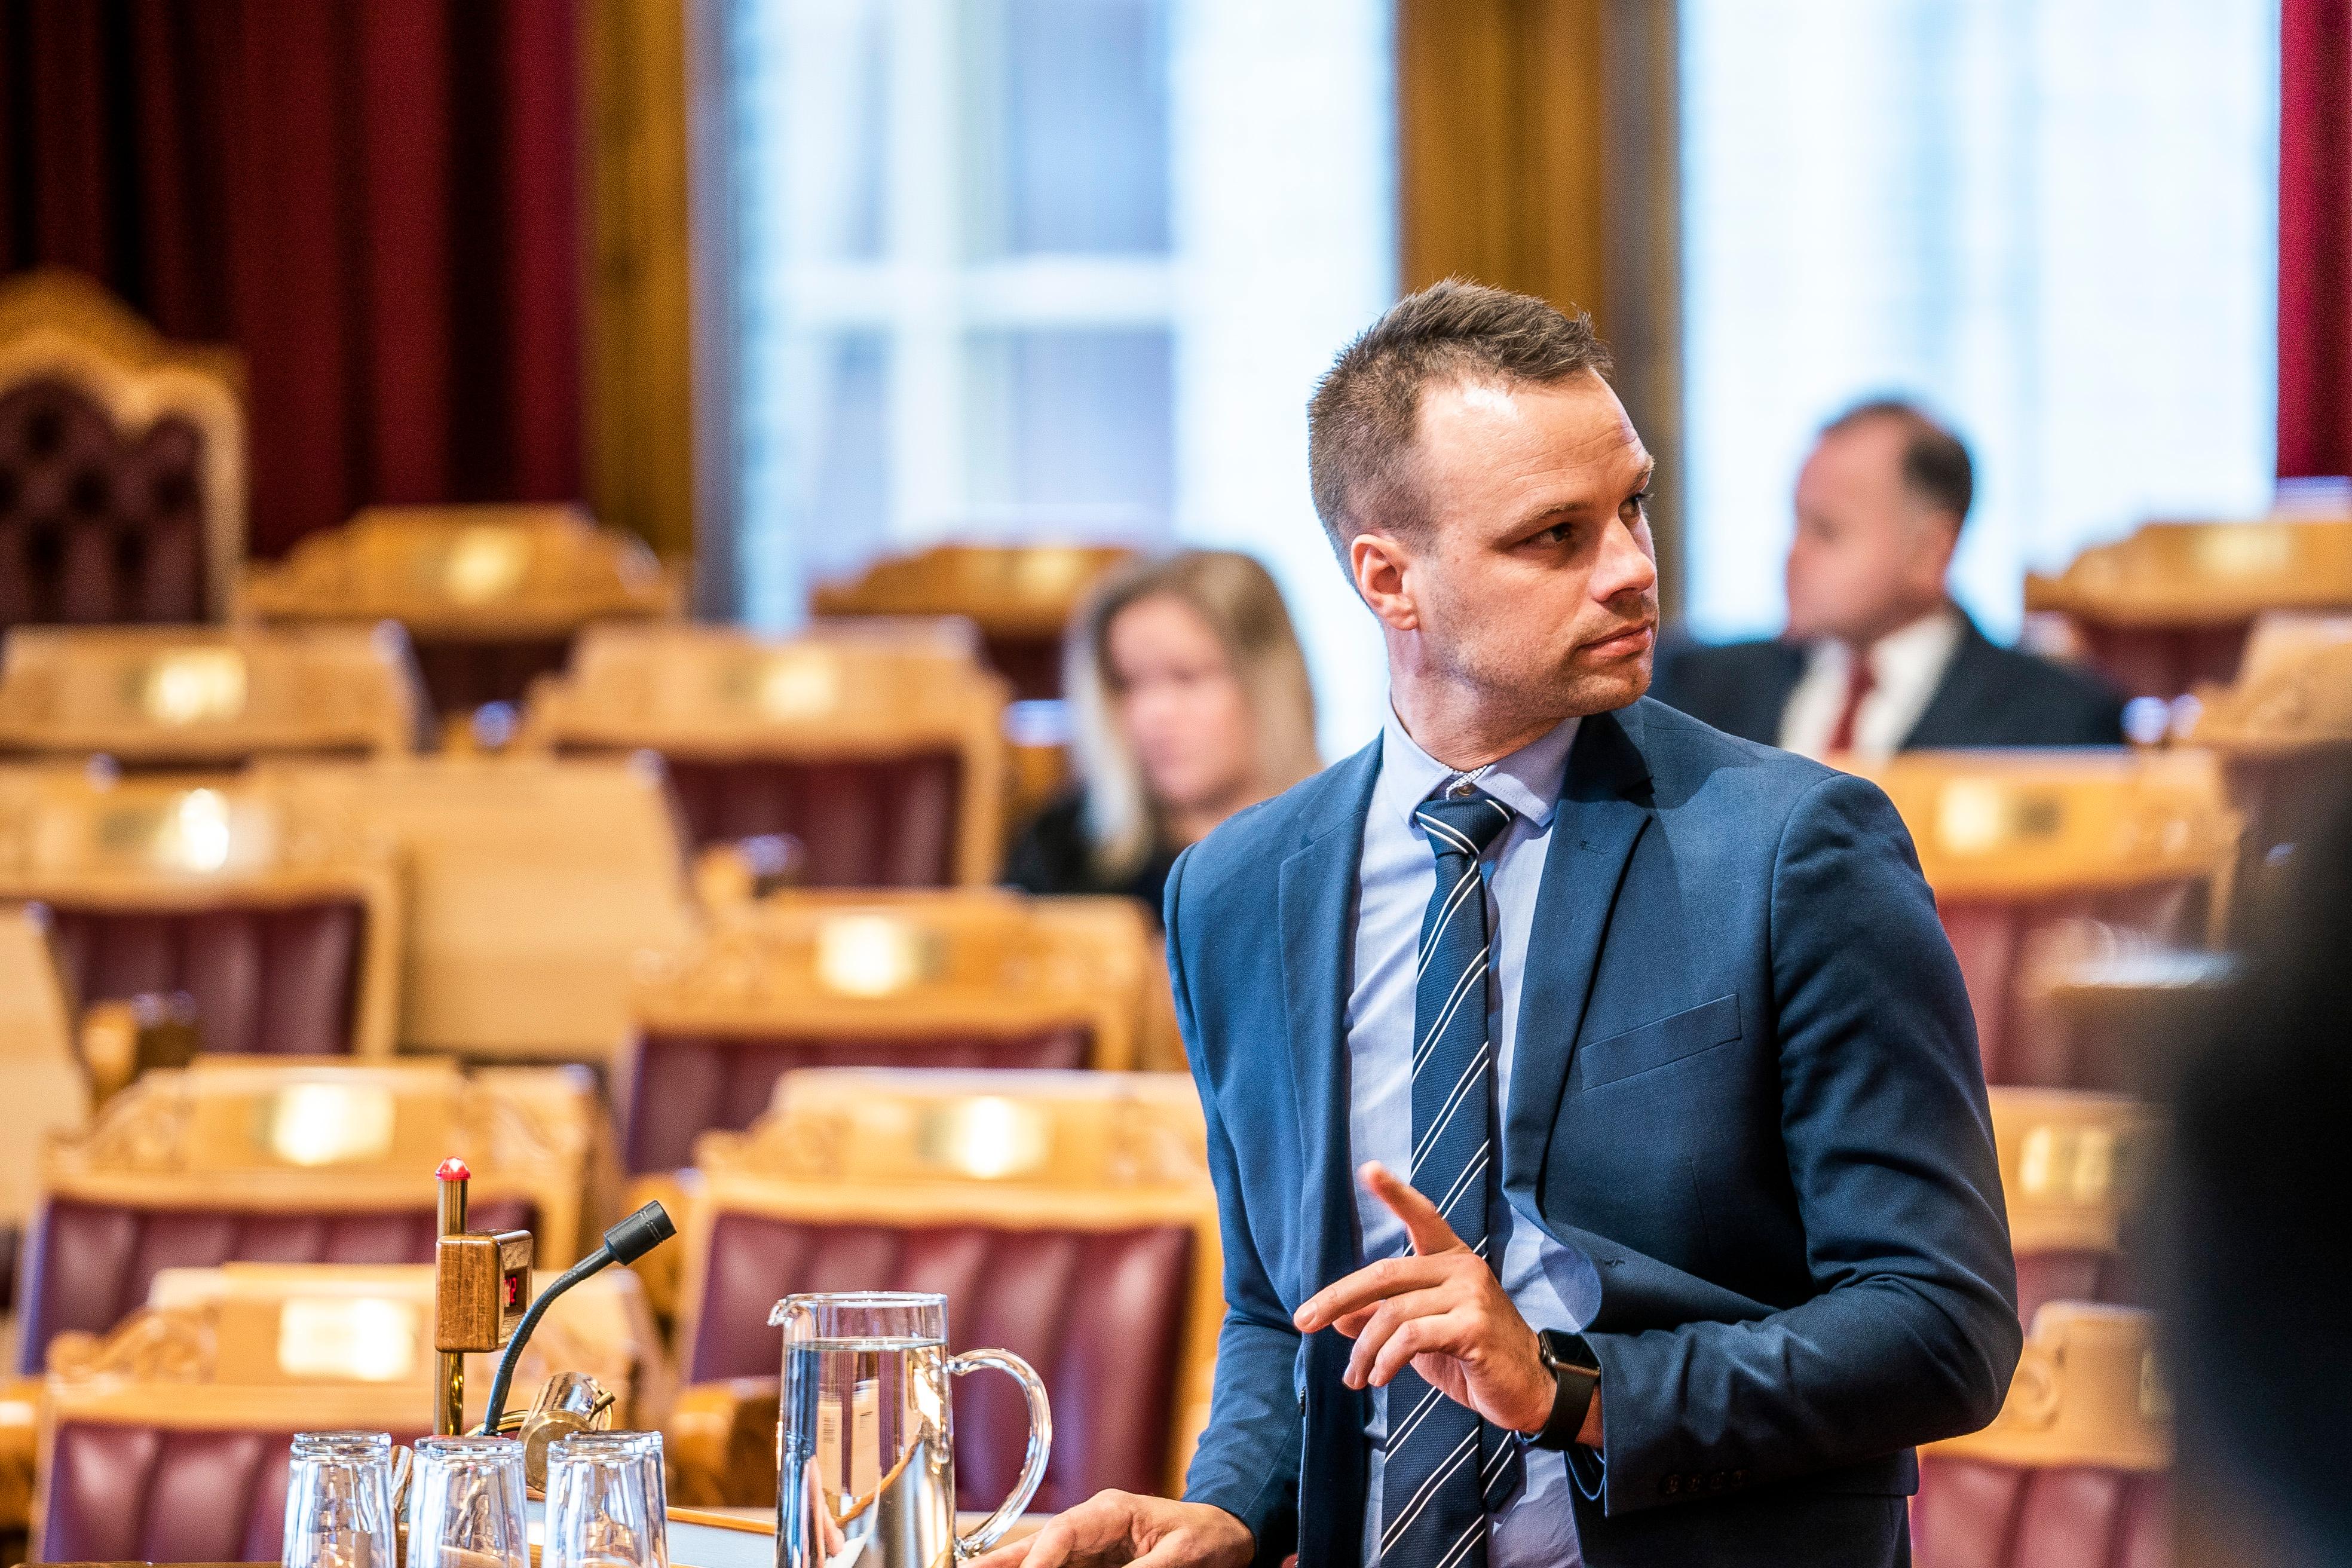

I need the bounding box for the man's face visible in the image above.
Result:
[1784,419,1957,646]
[1358,371,1659,722]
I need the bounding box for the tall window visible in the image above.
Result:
[1679,0,2281,641]
[733,0,1396,750]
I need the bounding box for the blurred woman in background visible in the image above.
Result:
[1007,550,1319,916]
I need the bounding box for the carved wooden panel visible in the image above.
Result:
[238,504,679,635]
[635,890,1159,1070]
[0,623,422,762]
[1926,1302,2169,1471]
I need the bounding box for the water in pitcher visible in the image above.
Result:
[780,1336,956,1568]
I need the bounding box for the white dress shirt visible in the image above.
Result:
[1777,604,1965,761]
[1348,708,1604,1568]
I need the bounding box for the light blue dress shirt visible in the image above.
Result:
[1349,708,1603,1568]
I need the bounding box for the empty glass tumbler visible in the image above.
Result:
[544,1430,669,1568]
[284,1431,398,1568]
[406,1434,529,1568]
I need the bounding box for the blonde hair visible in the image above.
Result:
[1066,550,1320,878]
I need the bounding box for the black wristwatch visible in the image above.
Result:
[1530,1329,1600,1451]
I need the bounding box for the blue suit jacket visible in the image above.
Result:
[1169,699,2020,1568]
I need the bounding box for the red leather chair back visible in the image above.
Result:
[691,1215,1192,1512]
[412,634,576,721]
[1912,1457,2169,1568]
[39,1420,428,1563]
[978,632,1063,704]
[14,1196,533,1375]
[657,754,966,877]
[0,378,210,628]
[1940,882,2206,1089]
[44,900,367,1056]
[621,1026,1088,1174]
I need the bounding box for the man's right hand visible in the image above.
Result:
[966,1491,1254,1568]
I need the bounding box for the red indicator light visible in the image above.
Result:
[504,1272,523,1307]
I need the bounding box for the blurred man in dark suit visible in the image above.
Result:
[1651,400,2123,758]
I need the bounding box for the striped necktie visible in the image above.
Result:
[1383,784,1522,1568]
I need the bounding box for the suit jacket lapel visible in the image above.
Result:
[1502,703,1655,1203]
[1900,610,1994,751]
[1278,739,1382,1300]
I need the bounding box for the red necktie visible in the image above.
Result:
[1824,651,1876,754]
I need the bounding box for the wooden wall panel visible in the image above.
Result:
[1397,0,1685,615]
[582,0,699,569]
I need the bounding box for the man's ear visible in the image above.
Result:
[1349,530,1420,632]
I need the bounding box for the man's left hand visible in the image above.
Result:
[1291,1161,1573,1438]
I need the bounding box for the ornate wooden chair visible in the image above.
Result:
[663,1068,1219,1514]
[22,1261,661,1563]
[0,767,403,1059]
[2178,613,2352,905]
[264,754,696,1064]
[811,544,1133,702]
[1988,1088,2160,1329]
[2025,516,2352,699]
[517,623,1010,879]
[13,1056,601,1376]
[1913,1303,2168,1568]
[620,890,1172,1174]
[0,623,424,767]
[0,270,244,628]
[237,504,680,725]
[1850,751,2241,1090]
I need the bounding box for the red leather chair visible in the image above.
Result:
[0,270,245,630]
[518,624,1009,880]
[1851,752,2240,1091]
[620,893,1163,1174]
[14,1058,596,1375]
[2025,517,2352,699]
[1913,1304,2169,1568]
[810,544,1134,703]
[664,1070,1220,1512]
[30,1264,666,1562]
[237,504,681,726]
[0,769,405,1061]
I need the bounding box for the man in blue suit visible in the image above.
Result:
[979,281,2019,1568]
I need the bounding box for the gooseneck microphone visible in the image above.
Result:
[476,1200,678,1434]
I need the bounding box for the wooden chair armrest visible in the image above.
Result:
[0,1374,39,1536]
[664,1377,780,1508]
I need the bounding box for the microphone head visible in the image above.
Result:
[602,1201,676,1266]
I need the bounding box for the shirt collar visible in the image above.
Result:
[1377,706,1582,832]
[1803,602,1965,682]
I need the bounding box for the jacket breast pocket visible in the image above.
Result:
[1573,994,1743,1091]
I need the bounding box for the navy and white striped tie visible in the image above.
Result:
[1382,784,1522,1568]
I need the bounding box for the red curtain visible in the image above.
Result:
[0,0,581,556]
[2280,0,2352,479]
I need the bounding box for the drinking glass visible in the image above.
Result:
[544,1430,668,1568]
[284,1431,397,1568]
[406,1435,529,1568]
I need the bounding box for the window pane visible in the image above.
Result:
[740,333,894,621]
[742,0,890,267]
[1679,0,2279,640]
[967,0,1172,257]
[965,328,1174,529]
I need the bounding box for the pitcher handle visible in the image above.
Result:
[950,1348,1054,1556]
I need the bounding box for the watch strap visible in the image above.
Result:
[1532,1329,1600,1452]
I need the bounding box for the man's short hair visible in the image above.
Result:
[1822,398,1974,526]
[1307,278,1612,562]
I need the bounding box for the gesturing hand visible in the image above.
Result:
[965,1492,1253,1568]
[1291,1161,1573,1438]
